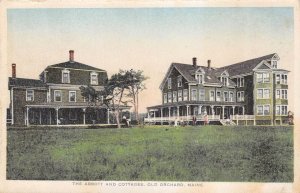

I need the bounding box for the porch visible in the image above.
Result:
[24,103,130,127]
[145,103,255,125]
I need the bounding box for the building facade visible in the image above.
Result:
[146,53,289,125]
[8,50,129,126]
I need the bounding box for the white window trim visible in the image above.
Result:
[54,90,62,102]
[183,89,188,101]
[177,75,182,87]
[168,92,172,103]
[257,88,270,99]
[199,89,205,101]
[237,91,244,102]
[257,104,271,116]
[178,90,182,102]
[61,69,70,83]
[167,78,172,89]
[223,91,229,102]
[216,91,221,102]
[276,89,288,100]
[90,71,99,85]
[26,89,34,102]
[163,93,167,104]
[195,73,204,84]
[69,91,77,102]
[276,105,288,116]
[209,90,215,101]
[173,91,177,102]
[229,91,234,102]
[191,89,197,101]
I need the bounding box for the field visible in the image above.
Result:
[7,125,293,182]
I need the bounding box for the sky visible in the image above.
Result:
[7,7,294,112]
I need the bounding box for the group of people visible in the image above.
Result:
[174,114,209,126]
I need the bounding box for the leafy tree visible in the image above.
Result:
[80,69,146,128]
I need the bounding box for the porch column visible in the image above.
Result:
[107,109,110,124]
[56,107,59,125]
[177,106,180,118]
[186,105,190,121]
[39,109,42,125]
[198,105,202,115]
[168,107,171,120]
[26,107,29,126]
[222,106,225,119]
[160,108,163,125]
[232,105,236,120]
[210,105,215,119]
[83,108,86,125]
[242,106,245,115]
[49,110,52,125]
[154,110,156,119]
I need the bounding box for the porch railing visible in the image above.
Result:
[144,115,221,123]
[231,115,255,120]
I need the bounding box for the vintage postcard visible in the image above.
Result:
[0,0,299,193]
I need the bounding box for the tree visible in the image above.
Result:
[80,69,141,128]
[125,69,148,124]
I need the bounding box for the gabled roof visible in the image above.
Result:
[217,53,277,77]
[160,53,279,89]
[47,61,106,72]
[9,77,46,88]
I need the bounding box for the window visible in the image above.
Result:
[257,105,263,115]
[264,89,270,99]
[257,88,270,99]
[237,77,244,87]
[183,89,188,101]
[62,69,70,83]
[195,74,204,84]
[178,90,182,102]
[276,74,281,84]
[257,73,263,83]
[272,60,277,68]
[168,92,172,103]
[237,91,244,102]
[264,105,270,115]
[281,105,288,115]
[263,73,270,83]
[191,89,197,101]
[276,106,280,115]
[173,91,177,102]
[209,90,215,101]
[223,91,229,102]
[163,93,167,104]
[26,90,34,101]
[276,90,281,99]
[90,72,98,85]
[216,91,221,101]
[177,76,182,87]
[281,74,287,84]
[281,89,288,99]
[69,91,76,102]
[69,109,77,120]
[257,105,270,115]
[229,92,234,102]
[54,90,62,102]
[199,89,205,101]
[221,77,228,86]
[167,78,172,89]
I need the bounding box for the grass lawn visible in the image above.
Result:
[7,125,293,182]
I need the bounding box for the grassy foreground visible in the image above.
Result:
[7,125,293,182]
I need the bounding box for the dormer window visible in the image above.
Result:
[221,77,228,86]
[272,60,277,68]
[195,74,204,84]
[90,72,98,85]
[62,69,70,83]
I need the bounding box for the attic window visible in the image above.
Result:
[272,60,278,68]
[62,69,70,83]
[90,72,98,85]
[221,77,228,86]
[195,74,204,84]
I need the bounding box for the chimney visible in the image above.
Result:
[12,63,16,78]
[207,60,211,70]
[192,57,197,67]
[69,50,74,62]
